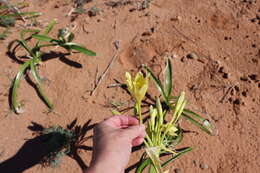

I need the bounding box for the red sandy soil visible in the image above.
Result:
[0,0,259,172]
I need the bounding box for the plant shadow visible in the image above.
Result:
[6,43,83,68]
[0,119,94,173]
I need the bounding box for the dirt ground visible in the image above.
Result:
[0,0,259,172]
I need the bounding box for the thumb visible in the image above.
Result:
[122,124,146,140]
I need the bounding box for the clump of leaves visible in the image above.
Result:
[40,126,76,167]
[9,20,96,113]
[123,58,215,173]
[31,119,92,167]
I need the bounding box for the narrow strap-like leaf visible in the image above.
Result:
[63,42,96,56]
[19,29,40,56]
[30,61,54,110]
[4,12,41,18]
[43,19,57,35]
[182,113,213,135]
[32,34,58,43]
[164,58,173,99]
[161,147,192,167]
[12,60,31,113]
[144,66,168,104]
[135,158,152,173]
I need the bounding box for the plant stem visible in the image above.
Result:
[136,102,143,124]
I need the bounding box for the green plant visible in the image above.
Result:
[30,119,92,167]
[9,20,96,113]
[40,126,76,167]
[123,58,214,173]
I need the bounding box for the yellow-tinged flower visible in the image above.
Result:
[167,125,178,136]
[125,71,149,104]
[162,124,178,136]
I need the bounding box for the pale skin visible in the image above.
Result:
[84,116,146,173]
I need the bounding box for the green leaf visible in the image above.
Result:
[12,60,31,113]
[164,58,173,99]
[63,43,96,56]
[144,66,168,104]
[0,16,15,27]
[4,12,41,18]
[20,29,40,40]
[111,109,121,115]
[136,158,152,173]
[136,147,192,173]
[32,34,58,43]
[43,19,57,35]
[183,109,215,135]
[149,164,157,173]
[182,113,213,135]
[161,147,192,167]
[19,29,40,56]
[30,61,54,110]
[183,109,205,122]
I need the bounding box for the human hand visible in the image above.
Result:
[86,116,146,173]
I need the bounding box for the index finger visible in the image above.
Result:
[103,116,139,128]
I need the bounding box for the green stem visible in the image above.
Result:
[136,102,143,124]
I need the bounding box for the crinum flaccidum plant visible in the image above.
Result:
[125,71,187,173]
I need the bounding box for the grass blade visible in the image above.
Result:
[144,66,168,104]
[164,58,172,99]
[63,43,96,56]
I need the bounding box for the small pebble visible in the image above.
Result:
[186,52,198,59]
[218,66,224,73]
[193,160,198,166]
[251,18,257,23]
[248,74,257,81]
[174,168,181,173]
[199,163,209,170]
[242,91,247,97]
[233,98,241,105]
[223,73,229,79]
[240,76,248,81]
[234,85,240,92]
[256,14,260,20]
